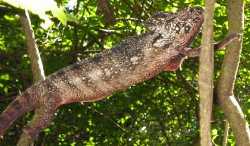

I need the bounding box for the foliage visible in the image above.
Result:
[1,0,77,26]
[0,0,249,145]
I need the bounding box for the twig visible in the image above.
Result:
[222,120,230,146]
[114,18,145,23]
[89,107,128,133]
[214,33,241,50]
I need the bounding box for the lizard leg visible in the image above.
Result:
[182,33,240,58]
[164,54,187,71]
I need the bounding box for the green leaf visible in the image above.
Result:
[51,7,67,25]
[3,0,78,25]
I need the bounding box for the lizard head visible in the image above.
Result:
[146,7,204,48]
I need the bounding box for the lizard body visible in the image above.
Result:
[0,7,204,139]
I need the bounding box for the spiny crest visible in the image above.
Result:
[145,12,177,31]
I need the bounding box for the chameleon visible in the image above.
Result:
[0,7,238,140]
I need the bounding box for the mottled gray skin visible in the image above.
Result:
[0,7,204,139]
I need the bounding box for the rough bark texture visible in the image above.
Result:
[0,8,204,143]
[216,0,250,145]
[198,1,215,146]
[19,9,46,146]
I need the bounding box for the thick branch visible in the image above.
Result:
[198,1,215,146]
[216,0,250,145]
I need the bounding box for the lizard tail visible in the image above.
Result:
[0,92,35,136]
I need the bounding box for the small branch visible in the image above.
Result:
[214,33,241,50]
[18,8,46,146]
[185,33,240,58]
[222,120,230,146]
[98,28,122,34]
[20,9,45,82]
[97,0,115,25]
[176,72,198,93]
[114,18,145,23]
[89,107,128,133]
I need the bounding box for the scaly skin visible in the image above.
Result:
[0,7,204,139]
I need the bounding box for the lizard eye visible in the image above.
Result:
[193,17,200,23]
[175,25,181,33]
[184,25,191,33]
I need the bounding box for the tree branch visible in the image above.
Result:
[97,0,115,25]
[18,8,46,146]
[216,0,250,145]
[19,10,45,82]
[185,33,240,58]
[198,1,216,146]
[222,120,230,146]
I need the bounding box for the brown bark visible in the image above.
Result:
[216,0,250,146]
[198,1,215,146]
[20,10,45,82]
[186,33,240,58]
[97,0,115,25]
[19,9,46,146]
[222,120,230,146]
